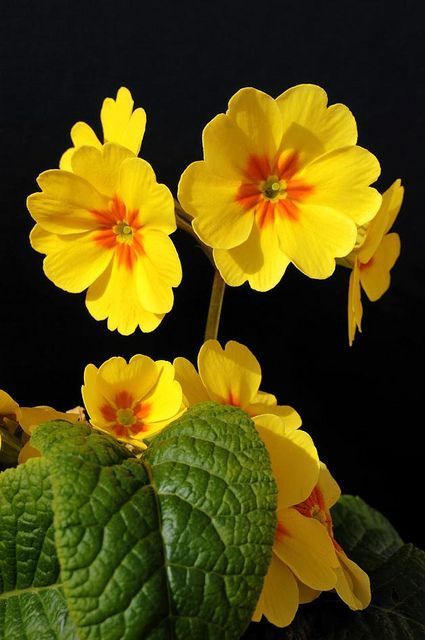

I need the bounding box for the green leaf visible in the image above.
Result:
[1,402,277,639]
[332,495,403,572]
[0,458,77,639]
[242,496,425,640]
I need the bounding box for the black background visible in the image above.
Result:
[1,1,424,548]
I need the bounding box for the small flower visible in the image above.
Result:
[347,179,403,345]
[253,415,370,627]
[60,87,146,169]
[0,389,81,463]
[178,84,381,290]
[82,355,183,444]
[28,144,182,335]
[174,339,301,428]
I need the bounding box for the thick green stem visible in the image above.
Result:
[204,270,226,341]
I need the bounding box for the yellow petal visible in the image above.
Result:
[136,229,182,313]
[300,146,381,226]
[101,87,146,155]
[198,340,261,408]
[18,441,41,464]
[202,113,252,179]
[179,161,253,250]
[86,257,164,335]
[384,179,404,234]
[0,390,18,416]
[252,391,277,406]
[27,170,109,234]
[252,553,299,628]
[317,463,341,509]
[59,122,102,170]
[71,143,134,198]
[227,87,283,160]
[276,84,357,165]
[277,202,357,279]
[118,157,176,233]
[254,415,319,509]
[30,225,69,254]
[274,507,338,590]
[335,548,371,610]
[142,361,182,426]
[173,357,210,406]
[348,261,363,346]
[359,233,400,301]
[296,579,321,604]
[213,220,290,291]
[249,403,302,431]
[42,231,114,293]
[17,406,79,435]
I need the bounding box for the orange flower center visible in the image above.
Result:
[92,195,144,270]
[100,389,151,437]
[235,151,314,229]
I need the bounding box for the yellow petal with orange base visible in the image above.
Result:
[101,87,146,155]
[27,170,109,234]
[359,233,401,302]
[252,553,299,628]
[254,415,319,509]
[173,357,210,406]
[86,257,164,335]
[141,360,182,427]
[213,220,290,291]
[118,157,176,233]
[317,463,341,509]
[180,161,253,250]
[274,507,338,590]
[198,340,261,407]
[276,84,357,165]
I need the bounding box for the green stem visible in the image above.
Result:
[204,270,226,341]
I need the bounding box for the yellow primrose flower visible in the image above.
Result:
[348,179,403,345]
[174,339,301,428]
[82,355,183,443]
[0,389,81,463]
[253,415,370,627]
[27,144,182,335]
[178,84,381,290]
[60,87,146,169]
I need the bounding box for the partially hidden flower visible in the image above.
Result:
[347,179,403,345]
[174,339,301,428]
[27,143,182,335]
[253,414,370,627]
[0,388,82,463]
[60,87,146,169]
[178,84,381,290]
[82,355,183,444]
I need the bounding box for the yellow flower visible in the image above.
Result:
[174,339,301,428]
[60,87,146,169]
[178,84,381,290]
[253,415,370,627]
[82,355,183,444]
[348,179,403,344]
[0,389,81,463]
[27,144,182,335]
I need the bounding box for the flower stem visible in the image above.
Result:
[204,270,226,341]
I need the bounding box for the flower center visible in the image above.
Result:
[295,486,334,537]
[113,221,134,243]
[116,407,136,426]
[262,176,287,201]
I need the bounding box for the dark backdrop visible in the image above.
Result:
[1,1,424,547]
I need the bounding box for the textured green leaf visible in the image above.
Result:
[243,496,425,640]
[23,401,276,639]
[0,458,77,639]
